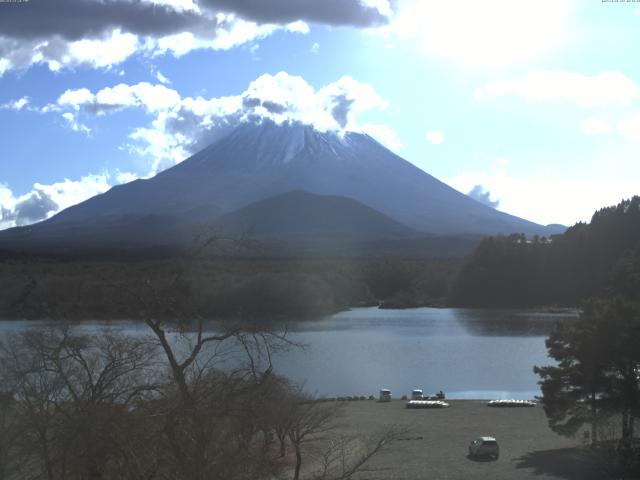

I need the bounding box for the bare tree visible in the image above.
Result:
[117,236,294,480]
[288,398,341,480]
[0,391,18,480]
[272,381,406,480]
[0,326,159,480]
[312,427,404,480]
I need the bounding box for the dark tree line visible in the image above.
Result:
[452,196,640,307]
[0,255,462,321]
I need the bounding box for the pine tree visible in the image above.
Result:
[535,297,640,444]
[534,301,610,444]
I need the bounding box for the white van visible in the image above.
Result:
[411,389,423,400]
[379,389,392,402]
[469,437,499,459]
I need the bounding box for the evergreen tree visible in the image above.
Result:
[535,297,640,444]
[596,299,640,441]
[452,196,640,307]
[534,300,610,444]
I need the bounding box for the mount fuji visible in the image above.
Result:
[0,121,563,256]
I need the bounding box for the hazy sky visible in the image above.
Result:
[1,0,639,229]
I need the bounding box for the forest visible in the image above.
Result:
[0,255,460,321]
[1,197,638,320]
[451,196,640,307]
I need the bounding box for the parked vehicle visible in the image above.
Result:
[379,389,392,402]
[469,436,499,459]
[411,389,423,400]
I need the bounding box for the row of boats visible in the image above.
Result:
[486,399,536,407]
[379,389,536,408]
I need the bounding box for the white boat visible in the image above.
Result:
[406,400,449,409]
[487,399,536,407]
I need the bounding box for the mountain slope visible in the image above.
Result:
[45,121,557,236]
[0,121,563,256]
[213,190,418,240]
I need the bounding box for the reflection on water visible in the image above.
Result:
[452,308,578,337]
[272,307,578,400]
[0,307,578,400]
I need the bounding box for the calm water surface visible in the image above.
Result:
[0,307,578,400]
[273,307,578,400]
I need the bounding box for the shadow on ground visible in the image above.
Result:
[466,454,498,463]
[513,447,613,480]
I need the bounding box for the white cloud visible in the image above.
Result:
[50,72,396,173]
[58,88,95,110]
[56,82,181,116]
[153,32,200,57]
[580,117,611,136]
[115,171,139,184]
[425,130,444,145]
[99,83,181,112]
[129,121,193,172]
[0,174,111,229]
[1,97,29,110]
[475,70,640,108]
[61,112,91,135]
[380,0,573,67]
[141,0,199,11]
[618,113,640,141]
[209,16,280,51]
[0,187,58,228]
[0,10,314,75]
[149,16,293,57]
[449,160,639,226]
[155,71,171,85]
[64,29,140,70]
[0,59,9,76]
[0,0,394,76]
[467,184,499,209]
[363,0,395,17]
[361,124,403,151]
[35,174,111,212]
[286,21,310,34]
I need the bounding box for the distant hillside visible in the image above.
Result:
[0,213,197,254]
[451,196,640,307]
[213,190,418,240]
[0,189,483,258]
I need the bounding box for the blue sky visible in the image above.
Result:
[1,0,639,229]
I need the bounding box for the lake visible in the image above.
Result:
[0,307,578,400]
[271,307,578,400]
